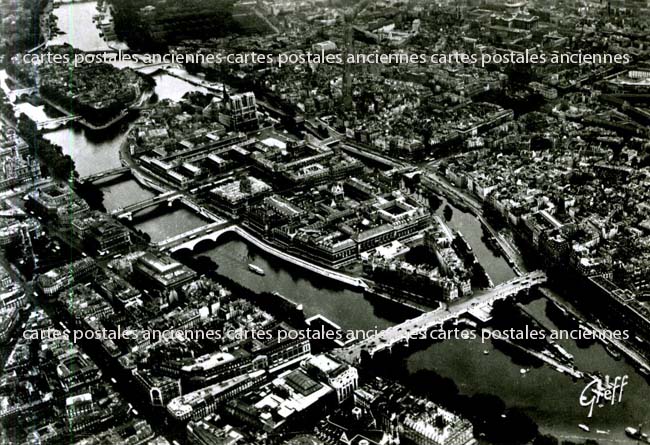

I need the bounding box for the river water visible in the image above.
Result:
[132,207,210,243]
[196,234,402,332]
[406,296,650,443]
[436,197,516,284]
[6,70,203,178]
[48,1,112,52]
[2,2,648,443]
[100,178,155,212]
[197,203,650,444]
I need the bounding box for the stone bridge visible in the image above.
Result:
[79,166,130,184]
[111,191,183,220]
[167,225,370,290]
[333,271,548,365]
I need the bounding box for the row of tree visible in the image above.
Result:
[111,0,238,51]
[17,113,77,181]
[0,0,46,57]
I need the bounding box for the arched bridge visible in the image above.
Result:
[10,87,38,97]
[79,166,131,184]
[37,115,81,129]
[111,191,183,220]
[155,220,236,251]
[333,271,548,365]
[166,225,370,290]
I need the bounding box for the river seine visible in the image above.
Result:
[1,2,647,442]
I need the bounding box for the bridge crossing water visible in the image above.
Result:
[37,115,81,129]
[333,271,547,365]
[79,166,130,184]
[155,220,236,250]
[23,2,647,436]
[9,87,38,98]
[167,224,371,290]
[110,191,183,219]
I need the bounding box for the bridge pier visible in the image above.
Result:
[334,271,548,366]
[111,192,184,219]
[79,166,131,184]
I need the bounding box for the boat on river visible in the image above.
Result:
[248,264,265,276]
[626,427,650,443]
[605,344,622,360]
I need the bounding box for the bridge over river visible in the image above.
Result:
[37,115,81,130]
[333,271,547,365]
[110,191,183,219]
[79,166,131,184]
[164,224,370,290]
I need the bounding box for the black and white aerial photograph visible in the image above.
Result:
[0,0,649,443]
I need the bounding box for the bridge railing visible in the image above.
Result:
[335,271,547,364]
[111,191,182,215]
[79,167,130,183]
[156,221,230,249]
